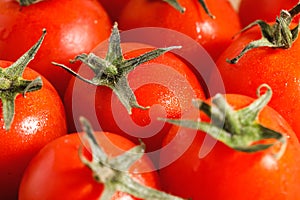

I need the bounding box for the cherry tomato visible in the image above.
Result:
[215,21,300,140]
[159,93,300,200]
[19,131,161,200]
[0,61,67,199]
[64,47,206,155]
[118,0,241,60]
[239,0,299,27]
[0,0,112,97]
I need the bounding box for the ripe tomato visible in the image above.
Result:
[215,19,300,140]
[159,93,300,200]
[0,60,67,199]
[98,0,130,21]
[64,47,206,155]
[239,0,299,27]
[19,128,162,200]
[118,0,241,60]
[0,0,112,97]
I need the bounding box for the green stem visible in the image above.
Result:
[161,84,286,156]
[16,0,43,6]
[79,117,187,200]
[0,29,45,130]
[198,0,215,19]
[162,0,215,18]
[227,2,300,64]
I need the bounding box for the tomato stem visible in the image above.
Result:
[79,117,188,200]
[227,2,300,64]
[16,0,43,6]
[162,0,215,18]
[162,0,186,13]
[198,0,215,19]
[161,84,287,157]
[52,22,181,114]
[0,29,45,130]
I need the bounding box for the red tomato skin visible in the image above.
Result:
[159,94,300,200]
[118,0,241,60]
[64,48,206,154]
[98,0,130,21]
[215,24,300,141]
[239,0,299,27]
[19,132,160,200]
[0,61,67,199]
[0,0,112,97]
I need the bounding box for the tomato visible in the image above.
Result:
[0,0,112,97]
[64,47,206,155]
[214,16,300,139]
[98,0,130,21]
[118,0,241,60]
[159,92,300,200]
[0,61,67,199]
[238,0,299,27]
[18,121,177,200]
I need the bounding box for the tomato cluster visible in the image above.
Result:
[0,0,300,200]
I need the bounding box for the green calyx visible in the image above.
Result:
[52,22,181,114]
[161,84,286,158]
[227,3,300,64]
[79,117,187,200]
[163,0,215,18]
[0,29,45,131]
[16,0,43,6]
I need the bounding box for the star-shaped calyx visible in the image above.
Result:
[53,23,181,114]
[0,29,45,130]
[227,2,300,64]
[78,117,187,200]
[161,84,287,159]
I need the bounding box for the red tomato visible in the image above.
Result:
[215,23,300,140]
[159,94,300,200]
[0,61,67,199]
[239,0,299,27]
[0,0,112,97]
[19,131,161,200]
[64,47,206,156]
[118,0,241,60]
[98,0,130,21]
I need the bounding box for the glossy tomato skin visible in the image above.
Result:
[215,24,300,141]
[0,61,67,200]
[0,0,112,97]
[19,132,160,200]
[118,0,241,60]
[159,94,300,200]
[98,0,130,21]
[239,0,299,27]
[64,47,206,155]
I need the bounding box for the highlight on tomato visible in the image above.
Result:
[19,117,186,200]
[0,30,67,199]
[159,84,300,200]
